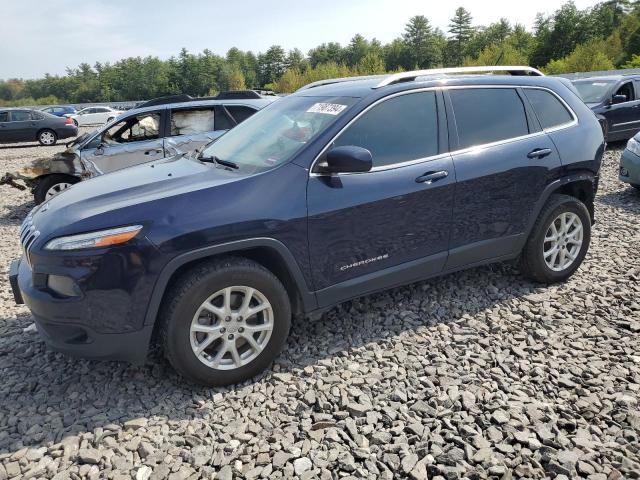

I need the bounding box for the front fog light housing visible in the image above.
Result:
[47,274,81,297]
[44,225,143,251]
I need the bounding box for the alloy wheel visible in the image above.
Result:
[189,286,274,370]
[45,182,72,199]
[543,212,583,272]
[40,131,56,145]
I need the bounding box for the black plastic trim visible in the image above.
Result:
[144,238,316,325]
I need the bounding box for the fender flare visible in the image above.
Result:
[143,237,317,325]
[520,171,597,250]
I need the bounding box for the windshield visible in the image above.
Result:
[200,95,358,174]
[573,79,616,103]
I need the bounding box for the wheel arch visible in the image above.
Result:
[35,127,56,141]
[525,172,597,241]
[144,238,317,328]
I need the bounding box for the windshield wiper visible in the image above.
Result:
[199,155,239,170]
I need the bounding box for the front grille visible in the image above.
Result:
[20,212,40,266]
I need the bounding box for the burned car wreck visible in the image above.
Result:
[0,146,90,203]
[1,92,276,204]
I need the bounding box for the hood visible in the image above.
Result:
[33,155,245,238]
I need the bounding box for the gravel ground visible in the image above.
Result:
[0,138,638,480]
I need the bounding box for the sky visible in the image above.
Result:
[0,0,602,79]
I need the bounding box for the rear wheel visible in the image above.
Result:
[38,129,57,146]
[632,184,640,192]
[161,257,291,386]
[33,174,79,204]
[106,117,114,123]
[73,119,78,127]
[520,194,591,283]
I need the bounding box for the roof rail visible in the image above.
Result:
[135,94,194,109]
[214,90,264,100]
[296,74,387,92]
[373,66,544,88]
[134,90,273,109]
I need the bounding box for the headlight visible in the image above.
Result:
[626,137,640,157]
[44,225,143,251]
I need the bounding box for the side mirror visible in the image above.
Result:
[612,94,627,104]
[323,146,373,174]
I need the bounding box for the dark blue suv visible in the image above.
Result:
[10,67,605,386]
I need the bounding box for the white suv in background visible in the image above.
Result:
[70,106,124,126]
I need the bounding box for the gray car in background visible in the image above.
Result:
[1,92,277,203]
[0,108,78,146]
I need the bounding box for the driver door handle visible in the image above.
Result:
[144,149,163,155]
[527,148,552,159]
[415,170,448,184]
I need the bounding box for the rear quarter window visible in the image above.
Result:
[226,106,257,124]
[524,88,574,130]
[170,108,216,136]
[449,88,529,149]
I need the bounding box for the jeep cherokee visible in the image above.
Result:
[9,66,605,386]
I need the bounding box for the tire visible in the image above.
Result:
[106,117,114,123]
[160,257,291,386]
[37,129,57,146]
[33,174,79,204]
[73,119,78,127]
[632,184,640,192]
[520,194,591,283]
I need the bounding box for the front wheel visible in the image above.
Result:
[38,129,57,146]
[520,194,591,283]
[160,257,291,386]
[33,174,79,204]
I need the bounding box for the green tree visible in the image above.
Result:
[357,52,386,74]
[464,43,528,66]
[446,7,475,66]
[257,45,287,86]
[543,39,615,73]
[402,15,443,69]
[345,34,371,67]
[530,2,595,67]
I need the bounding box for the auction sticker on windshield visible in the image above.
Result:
[307,103,348,115]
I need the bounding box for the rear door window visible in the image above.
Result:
[449,88,529,149]
[0,112,8,122]
[332,91,439,168]
[10,111,31,122]
[225,106,257,124]
[214,106,236,131]
[31,111,45,120]
[523,89,574,130]
[170,107,216,136]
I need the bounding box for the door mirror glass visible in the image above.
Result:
[324,146,373,174]
[612,94,627,104]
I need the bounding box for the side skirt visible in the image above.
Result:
[312,238,524,315]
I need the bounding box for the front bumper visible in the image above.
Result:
[620,149,640,185]
[9,256,154,364]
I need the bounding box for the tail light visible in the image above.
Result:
[65,116,73,125]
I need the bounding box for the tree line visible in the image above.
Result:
[2,1,640,106]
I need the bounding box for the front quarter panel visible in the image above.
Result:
[147,163,310,270]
